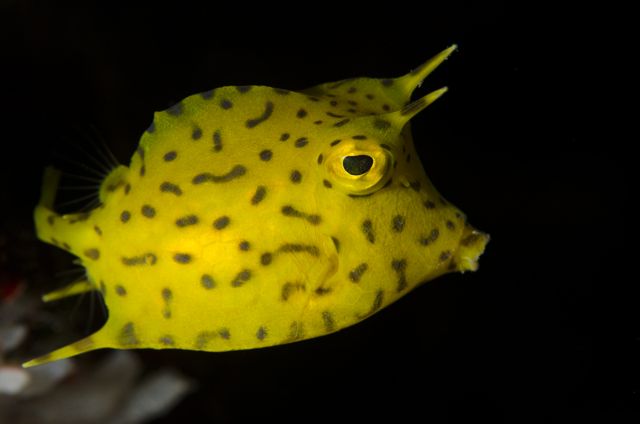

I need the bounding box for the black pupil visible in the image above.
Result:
[343,155,374,175]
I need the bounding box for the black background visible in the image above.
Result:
[0,2,633,423]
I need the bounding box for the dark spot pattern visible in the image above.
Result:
[256,326,267,341]
[259,149,273,161]
[439,251,452,262]
[296,108,308,118]
[201,274,215,289]
[120,210,131,223]
[446,220,456,230]
[160,182,183,196]
[323,179,332,188]
[352,135,367,140]
[194,331,216,349]
[213,130,223,152]
[334,119,350,127]
[220,99,233,109]
[322,311,336,332]
[121,253,157,266]
[164,151,177,161]
[361,220,375,243]
[374,119,391,130]
[419,228,440,246]
[160,336,175,346]
[84,248,100,260]
[167,102,183,116]
[192,126,203,140]
[281,205,321,225]
[231,269,251,287]
[213,216,230,230]
[349,263,368,283]
[424,200,436,209]
[176,215,199,227]
[173,253,192,264]
[330,139,342,146]
[141,204,156,218]
[294,137,308,148]
[236,85,252,93]
[260,252,273,266]
[317,154,323,164]
[218,328,231,340]
[246,101,274,128]
[290,170,302,183]
[118,322,139,346]
[239,240,250,251]
[281,282,306,301]
[280,133,290,141]
[251,186,267,205]
[326,112,345,118]
[200,89,214,99]
[115,285,127,296]
[392,259,408,292]
[392,215,405,232]
[124,183,131,195]
[278,244,320,256]
[192,165,246,184]
[139,165,146,176]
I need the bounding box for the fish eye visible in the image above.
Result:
[323,140,393,195]
[343,155,374,175]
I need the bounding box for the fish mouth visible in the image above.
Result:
[452,224,490,272]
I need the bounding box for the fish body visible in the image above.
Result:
[24,46,489,367]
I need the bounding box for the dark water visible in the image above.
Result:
[0,2,632,423]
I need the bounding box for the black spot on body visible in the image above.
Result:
[246,101,274,128]
[251,186,267,205]
[231,269,251,287]
[259,150,273,161]
[194,331,216,349]
[160,336,175,345]
[167,102,183,116]
[439,251,452,262]
[260,252,273,265]
[220,99,233,109]
[446,220,456,230]
[121,253,158,266]
[331,236,340,252]
[124,183,131,195]
[392,215,405,232]
[200,89,214,99]
[287,321,304,341]
[326,112,345,118]
[424,200,436,209]
[115,285,127,296]
[330,100,338,106]
[334,119,350,127]
[139,165,146,176]
[420,228,440,245]
[379,143,392,151]
[201,274,215,289]
[120,210,131,223]
[330,139,342,146]
[281,282,306,301]
[176,215,199,227]
[322,311,336,332]
[236,85,252,93]
[374,119,391,130]
[349,263,368,283]
[278,244,320,256]
[160,182,183,196]
[296,108,308,118]
[317,154,323,164]
[219,328,231,339]
[164,151,177,161]
[352,135,367,140]
[290,170,302,183]
[84,248,100,260]
[382,104,391,111]
[295,137,308,148]
[119,322,139,346]
[192,126,203,140]
[323,179,332,188]
[192,165,246,184]
[280,133,290,141]
[256,326,267,340]
[213,216,230,230]
[362,220,375,243]
[141,205,156,218]
[213,130,223,152]
[239,240,250,251]
[174,253,192,264]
